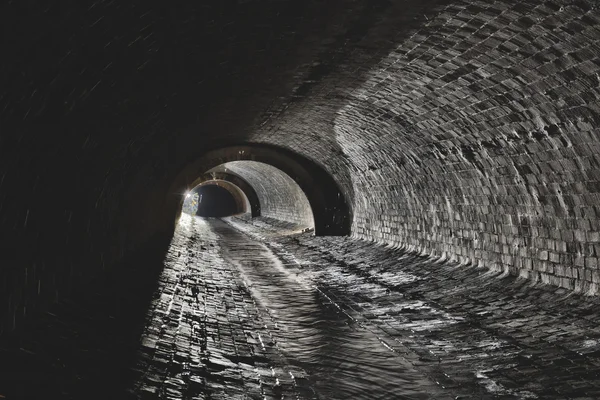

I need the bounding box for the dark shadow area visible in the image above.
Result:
[0,0,443,342]
[0,232,172,400]
[195,185,239,218]
[191,172,261,218]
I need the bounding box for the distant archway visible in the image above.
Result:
[194,184,239,217]
[189,172,261,218]
[166,144,352,236]
[209,160,314,228]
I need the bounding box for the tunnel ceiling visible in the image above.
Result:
[4,0,600,331]
[210,161,315,229]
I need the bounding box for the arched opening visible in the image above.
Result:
[208,160,315,229]
[188,172,261,218]
[165,144,352,236]
[183,179,252,217]
[194,185,238,217]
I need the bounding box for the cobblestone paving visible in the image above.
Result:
[227,216,600,399]
[128,216,310,399]
[129,214,600,399]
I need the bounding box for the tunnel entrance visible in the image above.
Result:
[208,160,315,229]
[167,144,352,236]
[194,185,238,217]
[182,179,251,218]
[183,172,261,218]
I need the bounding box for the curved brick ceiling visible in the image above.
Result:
[245,1,600,293]
[194,184,241,218]
[3,0,600,334]
[210,161,315,228]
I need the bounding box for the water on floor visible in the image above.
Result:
[128,215,447,399]
[129,214,600,399]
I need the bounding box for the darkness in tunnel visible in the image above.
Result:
[195,185,239,217]
[7,0,600,398]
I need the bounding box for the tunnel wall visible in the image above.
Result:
[1,0,366,334]
[341,0,600,293]
[248,0,600,293]
[167,144,349,236]
[4,0,600,338]
[211,161,314,228]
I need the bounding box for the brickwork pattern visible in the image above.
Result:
[129,216,323,399]
[5,0,600,342]
[211,161,314,228]
[0,0,366,332]
[227,216,600,399]
[249,0,600,291]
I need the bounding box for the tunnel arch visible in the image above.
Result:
[189,172,261,218]
[193,183,243,217]
[166,143,352,236]
[193,180,249,217]
[209,160,315,228]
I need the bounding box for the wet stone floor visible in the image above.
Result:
[127,214,600,399]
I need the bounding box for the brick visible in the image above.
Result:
[5,0,600,371]
[586,257,598,269]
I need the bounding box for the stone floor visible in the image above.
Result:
[127,214,600,399]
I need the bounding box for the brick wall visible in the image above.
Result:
[251,0,600,293]
[0,0,365,333]
[4,0,600,335]
[212,161,314,228]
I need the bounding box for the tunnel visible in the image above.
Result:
[187,171,262,218]
[3,0,600,398]
[193,185,239,218]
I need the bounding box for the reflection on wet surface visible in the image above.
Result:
[129,215,446,399]
[219,228,443,399]
[129,214,600,399]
